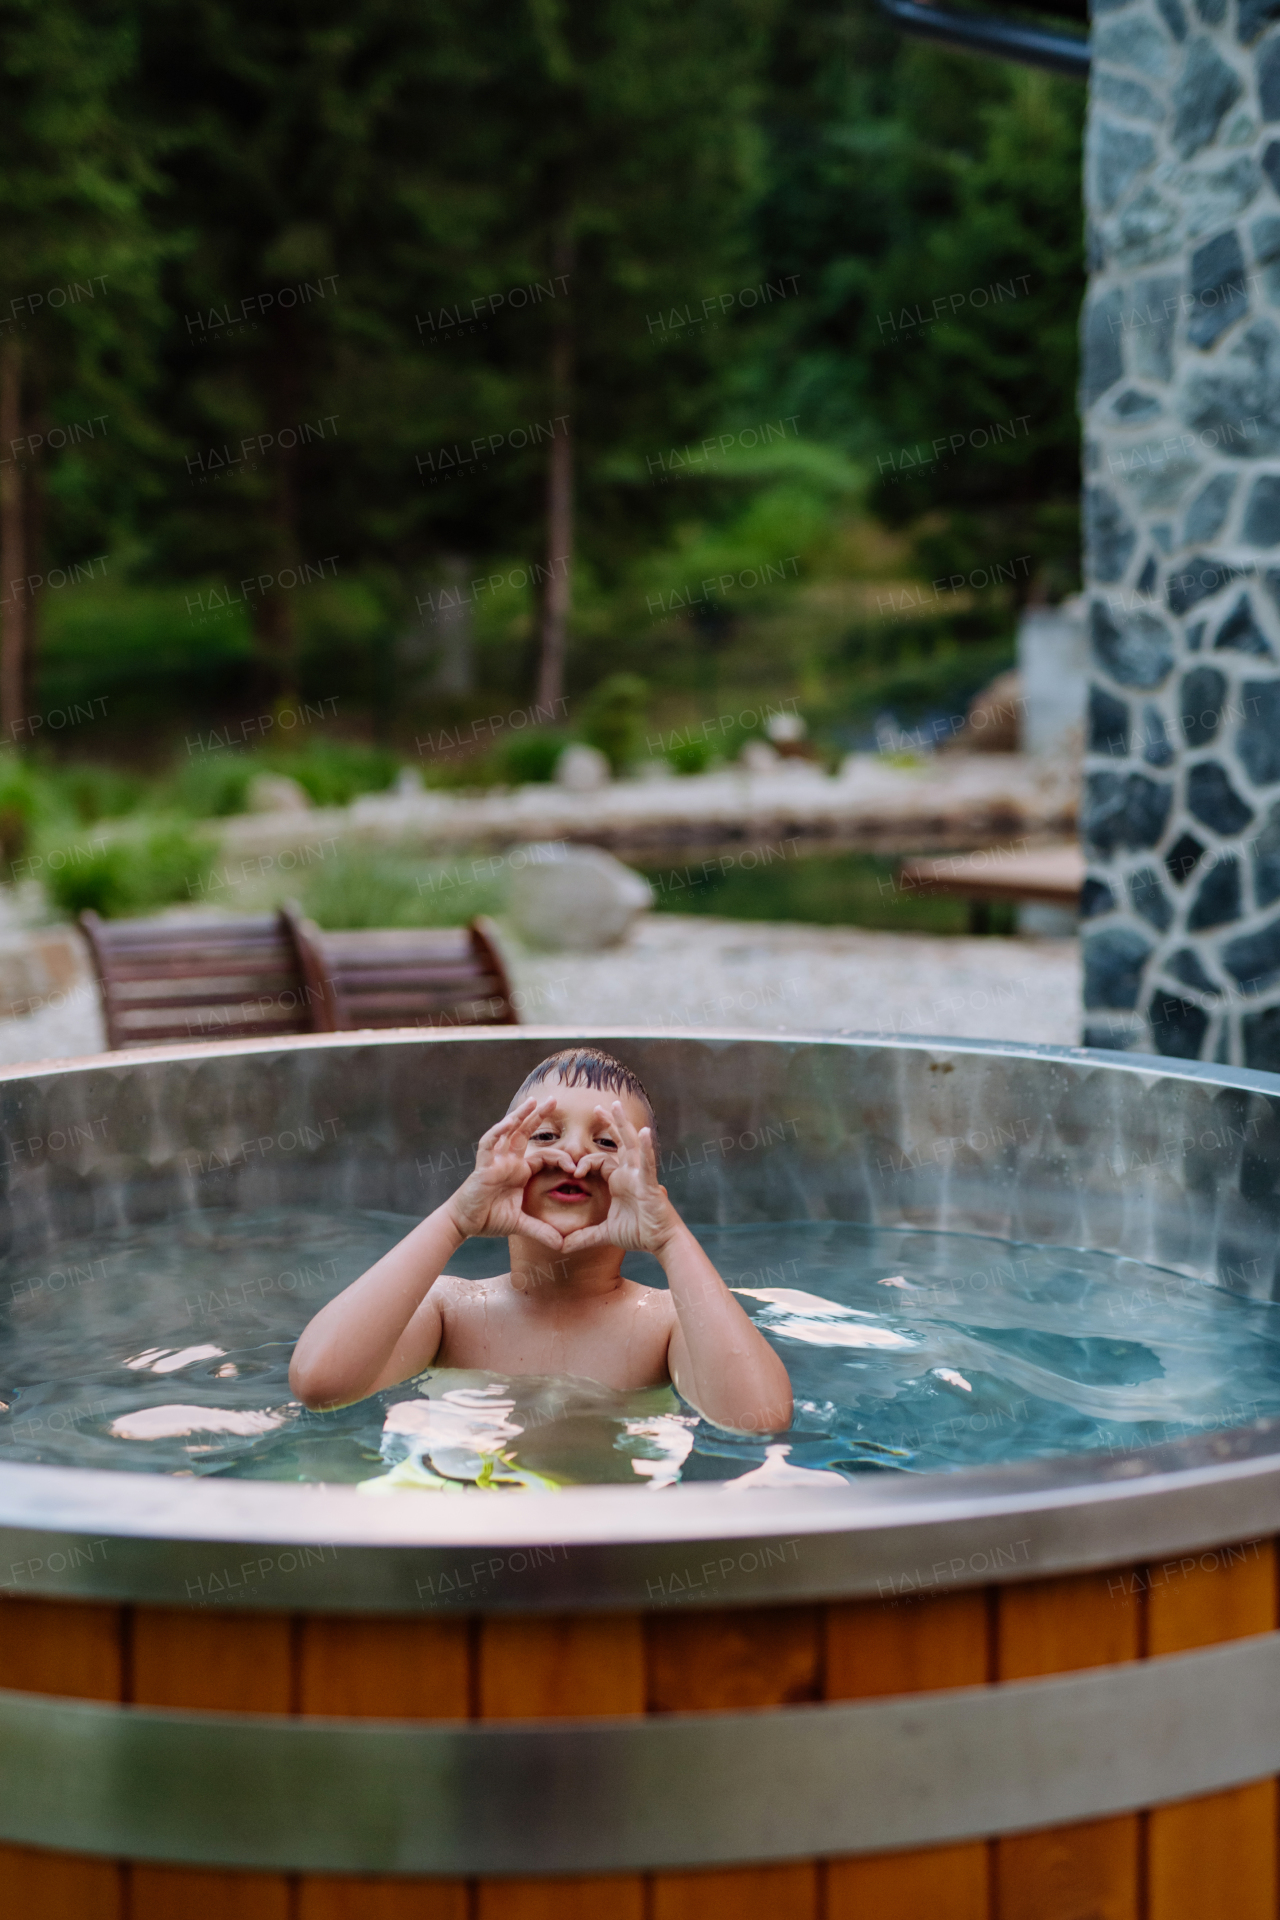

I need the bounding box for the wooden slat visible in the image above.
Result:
[475,1614,645,1920]
[0,1593,123,1698]
[652,1863,818,1920]
[110,969,300,994]
[115,999,305,1020]
[479,1612,644,1718]
[330,974,489,994]
[297,1615,469,1920]
[128,1607,293,1920]
[996,1571,1141,1920]
[119,1019,304,1035]
[647,1607,821,1920]
[115,1006,306,1028]
[95,914,281,939]
[320,932,471,955]
[1147,1538,1279,1920]
[0,1848,124,1920]
[0,1595,126,1919]
[825,1589,990,1920]
[299,1885,466,1920]
[647,1604,822,1712]
[298,1614,470,1719]
[337,998,505,1021]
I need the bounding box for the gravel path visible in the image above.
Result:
[0,983,105,1065]
[0,913,1082,1065]
[501,915,1082,1046]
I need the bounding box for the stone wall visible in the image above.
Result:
[1082,0,1280,1064]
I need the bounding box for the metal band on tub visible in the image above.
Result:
[0,1631,1277,1874]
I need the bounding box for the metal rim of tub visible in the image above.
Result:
[2,1026,1280,1615]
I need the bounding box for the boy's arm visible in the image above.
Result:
[565,1103,793,1435]
[661,1224,793,1434]
[288,1095,567,1410]
[287,1205,463,1410]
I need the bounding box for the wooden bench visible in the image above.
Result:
[291,917,517,1033]
[896,842,1082,933]
[79,908,517,1050]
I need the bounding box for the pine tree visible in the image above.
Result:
[0,0,159,732]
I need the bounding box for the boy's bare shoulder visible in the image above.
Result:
[432,1272,508,1315]
[621,1277,677,1317]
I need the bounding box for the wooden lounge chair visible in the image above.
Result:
[79,907,516,1050]
[288,914,518,1032]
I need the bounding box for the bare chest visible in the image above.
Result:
[434,1281,675,1391]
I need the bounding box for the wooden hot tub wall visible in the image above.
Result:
[0,1029,1277,1920]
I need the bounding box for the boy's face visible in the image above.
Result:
[517,1076,651,1235]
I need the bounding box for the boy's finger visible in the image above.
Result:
[527,1146,575,1175]
[486,1096,535,1141]
[560,1223,610,1254]
[592,1100,640,1155]
[511,1094,556,1145]
[514,1216,564,1252]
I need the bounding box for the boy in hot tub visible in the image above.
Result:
[289,1046,792,1435]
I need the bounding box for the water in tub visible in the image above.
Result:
[1,1208,1278,1487]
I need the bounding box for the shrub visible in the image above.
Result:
[579,674,649,774]
[0,754,64,865]
[168,739,401,817]
[268,740,399,808]
[170,752,258,818]
[44,820,213,919]
[52,765,146,824]
[667,738,715,775]
[297,845,507,929]
[498,730,573,785]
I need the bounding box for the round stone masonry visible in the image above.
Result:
[1083,0,1280,1067]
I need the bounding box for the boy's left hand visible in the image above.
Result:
[559,1100,678,1255]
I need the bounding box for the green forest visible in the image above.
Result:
[0,0,1086,773]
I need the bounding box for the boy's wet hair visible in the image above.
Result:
[510,1047,658,1148]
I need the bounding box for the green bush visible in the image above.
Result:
[297,845,507,929]
[267,740,399,808]
[169,752,258,818]
[167,739,401,818]
[498,729,573,785]
[51,764,146,824]
[667,738,715,775]
[44,820,213,919]
[579,674,649,775]
[0,755,63,865]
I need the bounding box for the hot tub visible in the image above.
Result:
[0,1027,1277,1920]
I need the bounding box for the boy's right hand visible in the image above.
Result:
[445,1095,569,1250]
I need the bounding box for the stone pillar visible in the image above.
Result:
[1081,0,1280,1065]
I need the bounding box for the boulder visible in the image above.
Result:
[959,670,1023,752]
[740,739,780,772]
[245,773,311,814]
[554,743,611,791]
[507,843,652,951]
